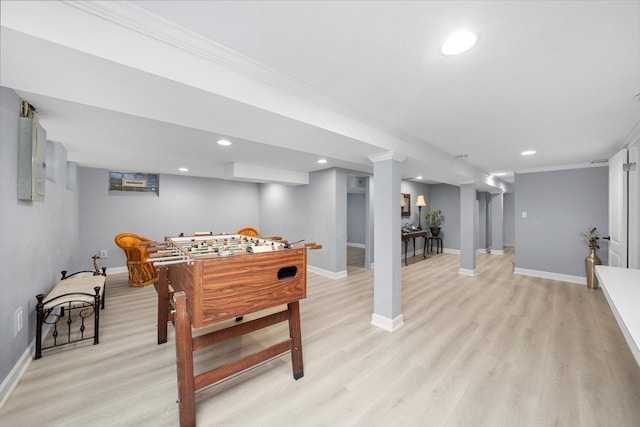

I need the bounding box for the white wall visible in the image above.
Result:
[504,192,515,246]
[78,168,261,271]
[258,183,308,243]
[307,168,347,275]
[1,87,81,401]
[429,184,461,250]
[515,167,608,279]
[259,168,348,275]
[347,193,366,245]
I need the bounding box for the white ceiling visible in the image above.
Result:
[2,1,639,190]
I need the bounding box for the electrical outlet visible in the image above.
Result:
[14,307,23,337]
[99,250,108,258]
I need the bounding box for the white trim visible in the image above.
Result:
[370,313,405,332]
[443,248,460,254]
[347,242,365,248]
[514,267,586,285]
[459,268,477,277]
[0,341,33,410]
[367,151,406,163]
[489,249,505,255]
[307,265,347,280]
[476,248,488,254]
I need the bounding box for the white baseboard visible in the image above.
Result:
[459,268,477,277]
[0,341,34,410]
[514,267,586,285]
[347,242,365,248]
[371,313,405,332]
[439,248,504,256]
[307,265,347,280]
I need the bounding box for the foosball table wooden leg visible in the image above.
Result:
[288,301,304,380]
[157,266,169,345]
[174,291,196,427]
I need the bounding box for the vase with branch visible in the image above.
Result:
[582,226,601,289]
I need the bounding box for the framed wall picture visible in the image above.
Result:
[401,193,411,217]
[109,171,159,196]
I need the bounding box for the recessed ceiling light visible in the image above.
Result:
[217,139,232,146]
[416,176,423,180]
[521,150,536,156]
[492,172,506,176]
[178,167,189,172]
[317,159,327,164]
[441,31,478,56]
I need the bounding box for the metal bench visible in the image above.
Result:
[35,257,106,359]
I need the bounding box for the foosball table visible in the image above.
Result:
[148,233,320,427]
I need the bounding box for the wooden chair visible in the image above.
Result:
[114,233,158,287]
[236,227,259,237]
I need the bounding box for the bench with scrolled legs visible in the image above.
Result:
[35,257,106,359]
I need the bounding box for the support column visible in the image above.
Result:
[490,193,505,255]
[460,183,477,276]
[368,151,406,332]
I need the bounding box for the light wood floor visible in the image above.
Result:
[2,248,639,426]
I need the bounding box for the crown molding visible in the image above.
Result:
[63,1,476,174]
[64,1,323,101]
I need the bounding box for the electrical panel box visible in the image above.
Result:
[18,106,46,202]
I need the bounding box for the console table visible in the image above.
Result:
[402,230,427,266]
